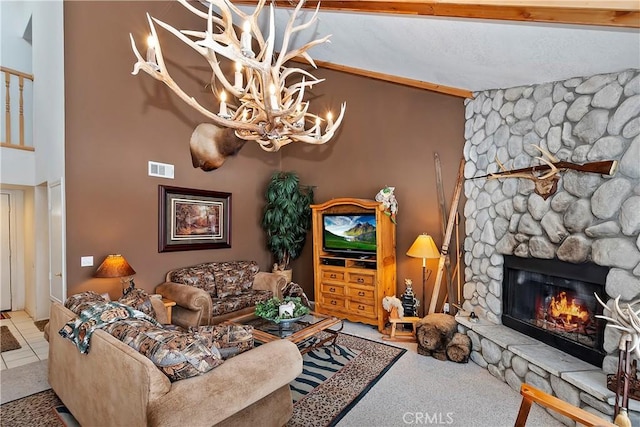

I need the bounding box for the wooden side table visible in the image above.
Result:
[162,298,176,324]
[383,316,420,342]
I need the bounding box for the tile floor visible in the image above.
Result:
[0,311,48,370]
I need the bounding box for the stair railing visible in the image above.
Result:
[1,66,34,151]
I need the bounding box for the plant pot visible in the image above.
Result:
[273,268,293,283]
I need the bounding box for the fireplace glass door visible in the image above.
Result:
[502,256,607,366]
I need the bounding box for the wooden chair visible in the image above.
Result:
[515,384,616,427]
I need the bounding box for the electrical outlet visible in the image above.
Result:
[81,256,94,267]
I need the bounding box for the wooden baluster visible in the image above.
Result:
[4,70,11,145]
[19,76,24,147]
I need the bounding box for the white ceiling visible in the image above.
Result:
[241,5,640,94]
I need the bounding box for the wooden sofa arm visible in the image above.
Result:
[253,272,287,299]
[515,384,616,427]
[155,282,211,328]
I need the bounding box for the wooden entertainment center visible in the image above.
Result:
[311,198,396,332]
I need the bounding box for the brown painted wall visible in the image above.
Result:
[63,1,466,307]
[64,1,279,299]
[282,69,466,312]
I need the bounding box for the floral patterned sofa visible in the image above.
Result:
[156,261,287,328]
[48,291,302,427]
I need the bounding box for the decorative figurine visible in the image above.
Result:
[400,279,420,317]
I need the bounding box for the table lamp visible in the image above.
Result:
[406,234,441,316]
[95,254,137,295]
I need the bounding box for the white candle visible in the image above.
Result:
[326,111,333,129]
[234,62,243,90]
[268,84,279,110]
[241,109,248,121]
[219,91,228,117]
[240,21,252,54]
[278,303,294,317]
[314,117,321,139]
[146,34,156,63]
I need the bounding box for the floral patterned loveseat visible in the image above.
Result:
[156,261,287,328]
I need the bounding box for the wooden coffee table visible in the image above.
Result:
[227,311,343,354]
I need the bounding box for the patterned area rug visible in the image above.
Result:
[287,333,406,427]
[33,320,49,332]
[0,325,21,353]
[0,333,405,427]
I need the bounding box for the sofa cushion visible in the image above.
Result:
[59,301,160,354]
[119,288,156,320]
[104,319,224,382]
[192,324,254,359]
[167,261,260,299]
[214,261,260,297]
[64,291,109,315]
[168,264,218,298]
[211,289,272,317]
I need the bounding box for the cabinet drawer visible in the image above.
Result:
[348,301,375,317]
[321,283,345,296]
[321,270,345,281]
[347,287,374,301]
[320,295,347,310]
[348,272,374,286]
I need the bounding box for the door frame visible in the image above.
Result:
[48,179,66,304]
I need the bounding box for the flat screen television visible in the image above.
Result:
[322,213,377,257]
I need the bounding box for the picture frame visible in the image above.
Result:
[158,185,231,252]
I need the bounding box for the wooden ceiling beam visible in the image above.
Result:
[233,1,639,28]
[295,58,474,98]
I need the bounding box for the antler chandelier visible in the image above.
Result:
[130,0,346,170]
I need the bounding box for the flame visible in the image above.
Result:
[549,292,589,323]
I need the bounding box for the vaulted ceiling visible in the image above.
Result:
[235,1,640,97]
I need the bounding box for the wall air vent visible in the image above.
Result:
[148,161,174,179]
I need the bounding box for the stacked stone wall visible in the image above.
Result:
[462,68,640,373]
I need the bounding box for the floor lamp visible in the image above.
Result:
[406,234,441,317]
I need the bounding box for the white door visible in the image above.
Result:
[49,179,66,303]
[1,193,11,311]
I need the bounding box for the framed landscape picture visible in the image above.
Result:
[158,185,231,252]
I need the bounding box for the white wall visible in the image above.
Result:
[1,0,64,318]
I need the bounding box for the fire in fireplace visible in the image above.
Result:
[502,256,608,367]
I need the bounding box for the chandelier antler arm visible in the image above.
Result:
[223,0,268,49]
[130,23,262,133]
[275,1,325,70]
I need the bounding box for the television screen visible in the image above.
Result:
[322,213,377,256]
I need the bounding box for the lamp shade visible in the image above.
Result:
[95,254,136,278]
[406,234,441,259]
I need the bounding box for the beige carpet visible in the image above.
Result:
[0,326,21,352]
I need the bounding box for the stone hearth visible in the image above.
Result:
[458,68,640,425]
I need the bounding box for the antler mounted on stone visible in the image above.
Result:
[130,0,346,170]
[475,144,618,200]
[596,293,640,359]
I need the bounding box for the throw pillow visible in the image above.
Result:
[59,301,160,354]
[64,291,109,315]
[192,324,254,359]
[119,288,157,320]
[105,319,224,381]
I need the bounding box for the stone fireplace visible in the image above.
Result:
[457,68,640,424]
[502,255,607,366]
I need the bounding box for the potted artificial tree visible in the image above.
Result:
[262,171,314,282]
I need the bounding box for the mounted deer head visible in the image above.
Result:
[130,0,346,171]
